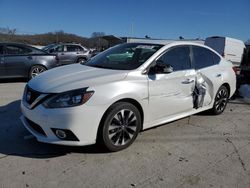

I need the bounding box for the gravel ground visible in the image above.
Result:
[0,81,250,188]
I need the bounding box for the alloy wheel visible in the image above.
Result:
[31,66,45,78]
[214,87,228,113]
[108,109,137,146]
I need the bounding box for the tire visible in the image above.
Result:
[98,102,142,152]
[29,65,46,79]
[76,57,87,64]
[210,85,229,115]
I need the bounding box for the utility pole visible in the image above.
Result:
[131,21,134,37]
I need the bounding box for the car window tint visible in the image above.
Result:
[78,46,85,51]
[192,46,215,69]
[66,45,80,52]
[5,45,32,55]
[213,53,221,64]
[158,46,191,71]
[54,45,63,52]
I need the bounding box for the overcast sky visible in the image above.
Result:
[0,0,249,41]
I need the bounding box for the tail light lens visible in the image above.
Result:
[232,66,241,75]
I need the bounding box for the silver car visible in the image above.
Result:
[43,43,91,65]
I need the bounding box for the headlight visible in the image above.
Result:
[43,88,94,108]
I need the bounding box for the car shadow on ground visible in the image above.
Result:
[0,100,109,159]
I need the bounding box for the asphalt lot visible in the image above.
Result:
[0,81,250,188]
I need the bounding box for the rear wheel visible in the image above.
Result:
[76,57,87,64]
[211,85,229,115]
[98,102,142,152]
[29,65,46,79]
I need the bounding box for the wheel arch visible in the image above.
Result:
[221,83,231,97]
[97,98,144,141]
[28,64,47,78]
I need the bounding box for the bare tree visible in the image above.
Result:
[0,27,17,35]
[91,32,105,38]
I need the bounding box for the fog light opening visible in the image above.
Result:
[51,128,79,141]
[55,130,67,139]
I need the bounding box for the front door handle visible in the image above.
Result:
[182,78,195,84]
[216,74,222,77]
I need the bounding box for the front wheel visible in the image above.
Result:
[29,65,46,79]
[98,102,142,152]
[211,85,229,115]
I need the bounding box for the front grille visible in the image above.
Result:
[25,86,41,105]
[25,117,47,137]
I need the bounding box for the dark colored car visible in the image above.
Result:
[0,43,59,79]
[42,43,91,65]
[240,47,250,84]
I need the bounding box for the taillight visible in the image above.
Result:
[232,66,241,75]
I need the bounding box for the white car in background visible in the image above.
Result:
[20,42,236,151]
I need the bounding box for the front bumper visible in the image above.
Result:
[20,101,106,146]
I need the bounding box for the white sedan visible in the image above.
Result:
[20,42,236,151]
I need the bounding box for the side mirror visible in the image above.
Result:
[149,60,173,74]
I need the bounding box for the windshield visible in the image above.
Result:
[85,43,163,70]
[42,44,56,51]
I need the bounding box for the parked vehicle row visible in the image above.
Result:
[0,42,92,79]
[0,42,59,79]
[42,43,92,65]
[20,42,236,151]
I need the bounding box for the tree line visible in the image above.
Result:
[0,27,109,49]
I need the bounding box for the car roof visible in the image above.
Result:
[126,41,208,49]
[0,42,31,46]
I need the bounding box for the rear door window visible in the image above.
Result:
[192,46,217,69]
[158,46,191,71]
[5,45,32,55]
[213,53,221,64]
[54,45,64,52]
[66,45,80,52]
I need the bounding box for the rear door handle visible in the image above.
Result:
[216,74,222,77]
[27,56,32,60]
[182,78,195,84]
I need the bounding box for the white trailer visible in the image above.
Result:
[205,36,246,66]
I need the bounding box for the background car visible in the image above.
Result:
[21,42,236,152]
[43,43,91,65]
[0,42,59,79]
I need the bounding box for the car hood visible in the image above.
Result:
[28,64,128,93]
